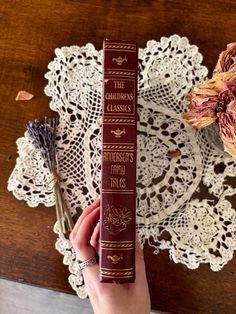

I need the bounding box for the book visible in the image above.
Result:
[100,39,138,283]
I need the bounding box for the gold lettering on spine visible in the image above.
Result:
[110,165,126,175]
[106,104,132,112]
[105,80,134,113]
[105,93,133,100]
[114,81,124,89]
[103,152,134,163]
[110,178,126,188]
[107,73,133,188]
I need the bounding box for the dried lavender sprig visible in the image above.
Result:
[25,117,58,173]
[54,182,74,234]
[55,181,74,231]
[25,117,74,234]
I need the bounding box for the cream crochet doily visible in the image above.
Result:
[8,35,236,298]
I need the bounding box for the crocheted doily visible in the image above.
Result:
[8,35,236,298]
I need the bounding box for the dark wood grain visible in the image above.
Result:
[1,1,236,313]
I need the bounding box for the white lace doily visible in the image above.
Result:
[8,35,236,298]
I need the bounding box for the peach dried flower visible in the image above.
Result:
[15,90,34,101]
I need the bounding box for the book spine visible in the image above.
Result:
[100,39,138,283]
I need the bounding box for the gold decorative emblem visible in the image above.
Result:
[112,56,127,65]
[110,128,126,138]
[103,204,132,235]
[101,242,133,249]
[107,254,123,264]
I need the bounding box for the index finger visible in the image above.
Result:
[71,198,100,238]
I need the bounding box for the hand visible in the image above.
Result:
[69,199,151,314]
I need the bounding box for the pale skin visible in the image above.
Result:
[69,199,151,314]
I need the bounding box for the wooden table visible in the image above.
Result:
[1,1,236,313]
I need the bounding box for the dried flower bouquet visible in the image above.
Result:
[183,43,236,157]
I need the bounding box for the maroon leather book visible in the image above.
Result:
[100,39,138,283]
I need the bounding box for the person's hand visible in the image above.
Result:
[69,199,151,314]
